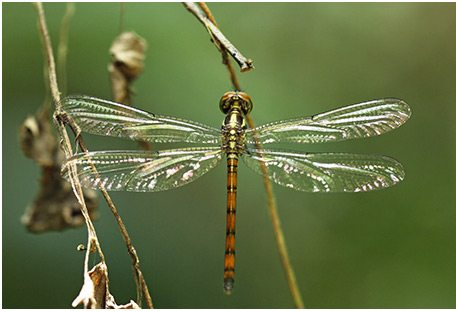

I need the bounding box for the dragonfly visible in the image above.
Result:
[59,91,411,294]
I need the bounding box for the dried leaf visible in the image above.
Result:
[20,164,98,232]
[72,262,109,309]
[72,262,141,309]
[20,109,57,166]
[20,107,98,232]
[106,298,141,309]
[109,31,147,105]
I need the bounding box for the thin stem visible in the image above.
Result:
[36,2,104,270]
[198,3,241,91]
[35,0,105,270]
[35,3,153,308]
[183,2,254,73]
[198,2,218,27]
[245,116,305,309]
[185,3,305,308]
[57,2,75,95]
[35,3,60,105]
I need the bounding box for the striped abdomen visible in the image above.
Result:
[224,154,238,294]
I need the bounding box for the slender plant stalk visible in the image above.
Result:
[197,3,242,91]
[57,3,75,95]
[245,115,305,309]
[35,3,153,308]
[185,3,305,308]
[183,2,254,73]
[35,1,104,275]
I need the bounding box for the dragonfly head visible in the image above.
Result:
[219,91,253,115]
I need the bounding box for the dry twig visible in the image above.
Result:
[21,3,99,233]
[35,3,153,308]
[184,3,305,308]
[183,2,254,74]
[57,2,75,94]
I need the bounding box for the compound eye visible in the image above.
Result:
[237,92,253,115]
[219,92,234,114]
[219,91,253,114]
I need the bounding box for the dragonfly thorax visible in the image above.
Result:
[220,92,251,155]
[221,111,247,154]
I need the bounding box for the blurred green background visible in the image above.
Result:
[3,2,455,308]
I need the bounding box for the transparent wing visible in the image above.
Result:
[61,147,223,192]
[246,98,411,144]
[242,149,405,192]
[59,95,221,144]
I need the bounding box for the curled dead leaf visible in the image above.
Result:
[72,262,108,308]
[20,106,98,232]
[20,109,58,167]
[72,262,141,309]
[109,31,147,105]
[21,164,98,232]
